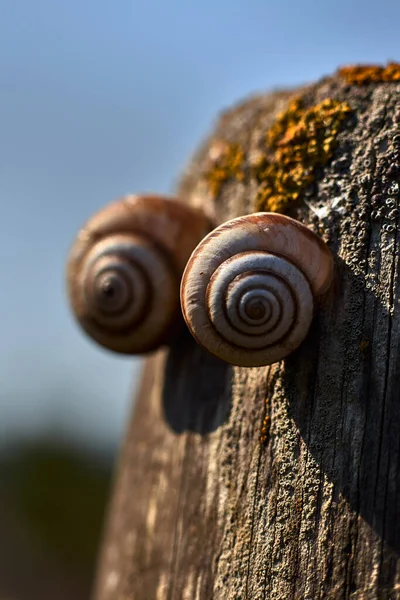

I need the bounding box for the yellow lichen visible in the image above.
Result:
[338,62,400,85]
[260,397,271,446]
[205,141,245,197]
[254,97,352,213]
[204,95,352,214]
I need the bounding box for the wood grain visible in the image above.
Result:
[94,74,400,599]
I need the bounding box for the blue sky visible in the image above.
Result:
[1,0,399,449]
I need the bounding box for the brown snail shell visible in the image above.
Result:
[67,194,211,354]
[180,212,334,367]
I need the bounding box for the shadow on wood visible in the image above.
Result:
[163,328,232,434]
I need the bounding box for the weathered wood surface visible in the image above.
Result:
[94,72,400,599]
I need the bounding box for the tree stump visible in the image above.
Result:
[93,65,400,599]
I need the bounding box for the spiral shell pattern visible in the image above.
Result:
[181,212,333,367]
[67,195,211,354]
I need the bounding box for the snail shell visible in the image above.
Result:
[67,195,211,354]
[180,212,333,367]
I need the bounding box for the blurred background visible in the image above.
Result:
[1,0,399,597]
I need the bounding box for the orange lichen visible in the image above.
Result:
[205,141,245,197]
[254,97,352,213]
[204,95,352,214]
[338,62,400,85]
[260,397,271,446]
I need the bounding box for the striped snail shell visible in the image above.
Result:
[180,212,334,367]
[67,195,211,354]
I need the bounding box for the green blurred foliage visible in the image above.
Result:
[0,437,114,572]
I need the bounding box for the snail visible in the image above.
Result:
[180,212,334,367]
[66,194,211,354]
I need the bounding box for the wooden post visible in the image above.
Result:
[93,67,400,599]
